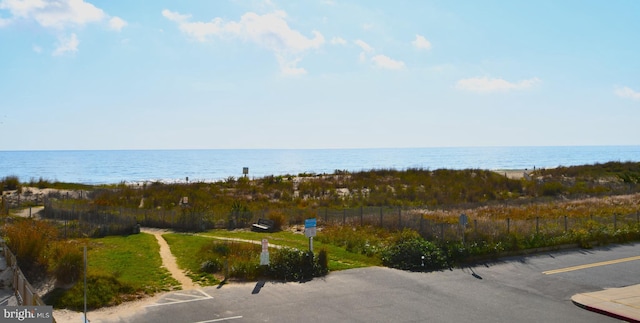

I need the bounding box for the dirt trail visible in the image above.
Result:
[141,228,198,290]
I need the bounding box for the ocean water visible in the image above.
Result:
[1,146,639,185]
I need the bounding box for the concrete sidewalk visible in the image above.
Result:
[572,284,640,323]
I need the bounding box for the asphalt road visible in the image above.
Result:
[106,243,640,323]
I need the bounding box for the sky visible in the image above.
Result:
[1,0,639,150]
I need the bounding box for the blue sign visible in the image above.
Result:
[305,218,316,228]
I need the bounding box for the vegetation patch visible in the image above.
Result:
[197,230,381,270]
[164,232,331,283]
[44,233,179,309]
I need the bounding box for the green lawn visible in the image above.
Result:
[88,233,180,293]
[162,233,221,286]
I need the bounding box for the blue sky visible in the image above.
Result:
[1,0,639,150]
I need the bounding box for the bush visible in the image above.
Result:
[267,211,286,231]
[1,175,20,190]
[4,219,58,276]
[50,274,135,310]
[200,259,223,273]
[49,243,83,284]
[266,248,328,281]
[381,230,446,271]
[316,248,329,276]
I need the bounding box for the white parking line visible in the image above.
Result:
[145,289,213,308]
[192,316,243,323]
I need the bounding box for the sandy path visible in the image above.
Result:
[142,228,198,290]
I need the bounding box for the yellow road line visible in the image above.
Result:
[543,255,640,275]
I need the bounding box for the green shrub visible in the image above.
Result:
[229,262,261,280]
[50,274,135,310]
[316,248,329,276]
[381,230,446,271]
[200,259,223,273]
[266,248,327,281]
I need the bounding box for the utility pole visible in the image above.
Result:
[84,246,88,323]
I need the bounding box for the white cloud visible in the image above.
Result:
[52,32,79,56]
[354,39,373,53]
[615,86,640,101]
[0,0,105,29]
[1,0,123,55]
[277,56,306,76]
[412,34,431,50]
[456,77,541,93]
[108,16,127,31]
[0,16,11,27]
[371,54,405,70]
[331,36,346,45]
[353,39,404,70]
[32,44,42,53]
[162,9,325,75]
[161,9,189,23]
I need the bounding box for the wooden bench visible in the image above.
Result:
[252,218,275,232]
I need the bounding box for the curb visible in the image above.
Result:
[572,298,640,323]
[572,289,640,323]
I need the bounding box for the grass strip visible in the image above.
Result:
[88,233,180,293]
[162,233,221,286]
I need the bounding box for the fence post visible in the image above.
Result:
[614,213,617,231]
[536,217,539,235]
[564,215,568,232]
[474,219,478,238]
[360,206,363,226]
[379,207,383,228]
[440,223,444,241]
[342,208,346,225]
[637,211,639,224]
[507,218,510,234]
[419,215,424,234]
[398,207,402,229]
[324,208,328,223]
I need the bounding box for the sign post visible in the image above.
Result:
[260,239,269,266]
[305,218,317,252]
